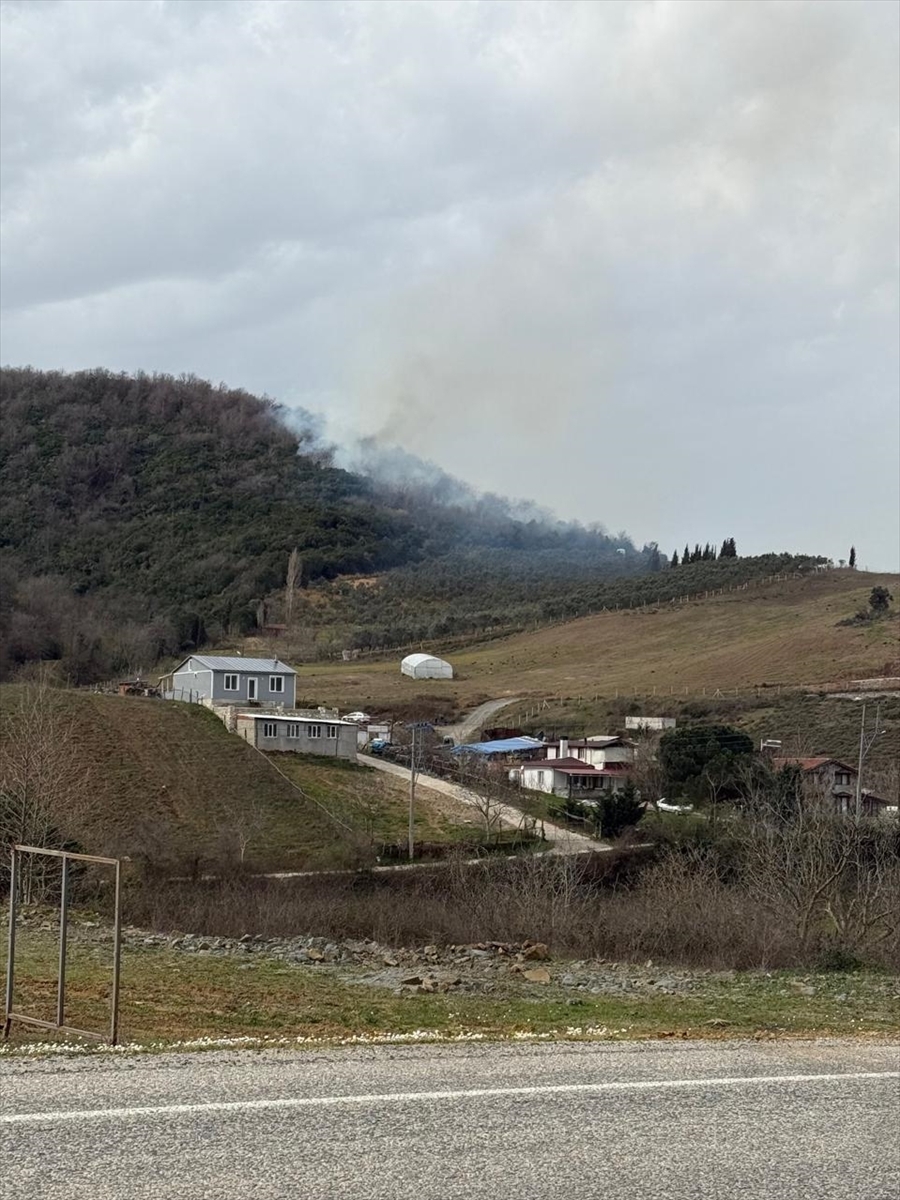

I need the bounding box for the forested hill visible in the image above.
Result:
[0,368,647,680]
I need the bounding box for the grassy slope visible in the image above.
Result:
[288,571,899,711]
[0,689,471,870]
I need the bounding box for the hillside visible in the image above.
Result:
[0,367,650,681]
[0,688,473,872]
[287,570,899,712]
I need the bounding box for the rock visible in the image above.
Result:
[522,967,551,985]
[560,973,577,987]
[791,983,816,997]
[400,975,423,987]
[306,948,326,962]
[383,955,399,967]
[522,943,550,961]
[239,934,254,943]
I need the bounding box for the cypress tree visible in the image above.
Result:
[671,549,679,567]
[849,546,857,569]
[684,544,690,564]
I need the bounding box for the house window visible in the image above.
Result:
[835,772,851,787]
[326,725,338,739]
[537,771,546,787]
[286,723,300,738]
[269,676,284,693]
[223,674,239,691]
[307,724,322,739]
[262,722,277,739]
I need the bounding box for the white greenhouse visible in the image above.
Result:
[400,653,454,680]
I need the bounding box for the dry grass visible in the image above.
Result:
[288,571,899,710]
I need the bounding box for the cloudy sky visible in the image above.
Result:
[2,0,898,567]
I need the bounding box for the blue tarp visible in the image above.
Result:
[452,736,545,757]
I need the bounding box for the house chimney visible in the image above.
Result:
[559,736,569,759]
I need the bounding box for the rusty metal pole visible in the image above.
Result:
[110,858,122,1046]
[56,856,69,1028]
[4,847,18,1040]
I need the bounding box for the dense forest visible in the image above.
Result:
[1,367,662,680]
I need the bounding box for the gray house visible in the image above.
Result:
[161,655,297,708]
[235,712,358,761]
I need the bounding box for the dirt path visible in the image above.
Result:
[359,753,603,856]
[436,697,523,745]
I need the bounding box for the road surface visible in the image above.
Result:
[2,1039,897,1199]
[436,696,523,745]
[360,753,601,855]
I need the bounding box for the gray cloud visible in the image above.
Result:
[2,0,897,566]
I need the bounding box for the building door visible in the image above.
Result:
[247,678,257,701]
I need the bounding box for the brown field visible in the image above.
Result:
[291,570,899,711]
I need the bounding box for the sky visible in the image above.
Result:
[1,0,898,568]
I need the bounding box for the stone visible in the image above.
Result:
[522,943,550,961]
[306,948,326,962]
[383,955,399,967]
[791,983,816,996]
[400,975,423,987]
[522,967,551,984]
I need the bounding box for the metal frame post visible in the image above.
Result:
[56,856,69,1027]
[4,845,123,1046]
[3,848,18,1041]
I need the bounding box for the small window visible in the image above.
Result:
[326,725,338,739]
[537,771,546,787]
[269,676,284,693]
[286,723,300,738]
[307,724,321,739]
[835,772,851,787]
[223,674,239,691]
[262,722,277,739]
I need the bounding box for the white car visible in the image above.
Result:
[344,711,372,723]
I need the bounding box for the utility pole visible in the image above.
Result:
[408,724,416,862]
[854,700,883,820]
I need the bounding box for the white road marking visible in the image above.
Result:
[2,1072,897,1125]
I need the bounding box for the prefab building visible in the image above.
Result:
[400,653,453,680]
[161,655,296,707]
[235,713,358,761]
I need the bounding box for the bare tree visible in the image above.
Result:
[284,547,301,627]
[0,678,88,901]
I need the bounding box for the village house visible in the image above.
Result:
[160,655,297,708]
[512,757,632,800]
[544,736,636,767]
[235,712,358,761]
[772,756,890,817]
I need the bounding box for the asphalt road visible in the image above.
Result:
[2,1039,898,1199]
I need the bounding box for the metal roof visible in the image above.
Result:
[401,653,451,667]
[178,655,296,674]
[453,736,545,756]
[238,712,355,726]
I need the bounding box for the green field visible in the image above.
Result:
[2,922,897,1052]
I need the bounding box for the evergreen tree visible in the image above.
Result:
[849,546,857,569]
[693,544,701,563]
[648,544,661,572]
[720,538,730,558]
[684,544,690,564]
[671,549,679,567]
[596,780,644,840]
